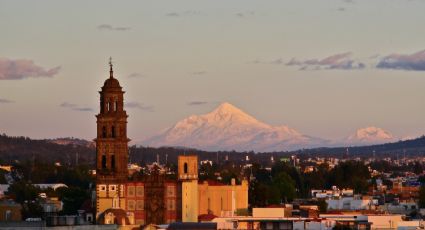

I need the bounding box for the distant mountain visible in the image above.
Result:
[142,102,328,152]
[345,126,395,146]
[47,137,95,148]
[0,134,95,164]
[295,135,425,157]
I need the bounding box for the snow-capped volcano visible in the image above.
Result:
[142,102,326,152]
[346,126,395,145]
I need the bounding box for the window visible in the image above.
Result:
[127,186,135,197]
[112,198,119,208]
[111,155,115,170]
[111,126,116,138]
[184,163,188,174]
[102,155,107,169]
[167,186,175,197]
[167,199,175,211]
[109,101,113,112]
[102,126,107,138]
[5,210,11,221]
[127,200,136,210]
[106,102,110,111]
[136,186,144,197]
[114,101,117,111]
[136,200,144,210]
[221,197,223,211]
[99,185,106,191]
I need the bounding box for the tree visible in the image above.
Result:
[418,186,425,208]
[57,187,90,214]
[327,161,370,193]
[272,172,296,203]
[5,181,43,219]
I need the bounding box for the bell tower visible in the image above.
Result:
[178,155,199,222]
[95,58,129,182]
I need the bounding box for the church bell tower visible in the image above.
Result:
[95,58,129,182]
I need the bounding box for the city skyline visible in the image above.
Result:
[1,0,425,144]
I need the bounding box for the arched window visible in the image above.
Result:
[102,126,107,138]
[111,155,116,170]
[111,126,116,138]
[106,102,110,111]
[114,101,118,111]
[184,162,188,174]
[101,155,107,169]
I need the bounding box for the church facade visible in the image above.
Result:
[95,60,248,226]
[95,61,179,226]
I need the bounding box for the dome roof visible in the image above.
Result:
[103,77,121,88]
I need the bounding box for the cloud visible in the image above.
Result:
[188,101,208,106]
[191,71,207,76]
[127,73,146,78]
[236,11,255,18]
[0,98,14,103]
[286,52,366,70]
[60,102,93,112]
[0,57,60,80]
[166,12,180,17]
[73,107,93,111]
[165,10,200,17]
[337,7,346,11]
[376,49,425,71]
[97,24,131,31]
[270,58,284,65]
[125,102,154,112]
[250,58,284,65]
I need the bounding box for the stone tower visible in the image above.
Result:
[178,155,199,222]
[95,59,129,218]
[95,58,129,183]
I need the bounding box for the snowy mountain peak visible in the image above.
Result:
[206,102,262,125]
[347,126,394,145]
[142,102,326,152]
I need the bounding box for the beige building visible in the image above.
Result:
[178,155,249,219]
[198,178,249,217]
[178,155,199,222]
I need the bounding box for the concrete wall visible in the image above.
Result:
[198,180,248,217]
[182,180,198,222]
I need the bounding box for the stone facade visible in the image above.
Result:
[95,61,179,226]
[95,61,248,226]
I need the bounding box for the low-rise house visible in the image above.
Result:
[0,199,22,221]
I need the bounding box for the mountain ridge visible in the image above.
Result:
[142,102,327,151]
[142,102,403,152]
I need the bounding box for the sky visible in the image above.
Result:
[1,0,425,143]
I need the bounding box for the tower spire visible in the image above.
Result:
[109,57,113,79]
